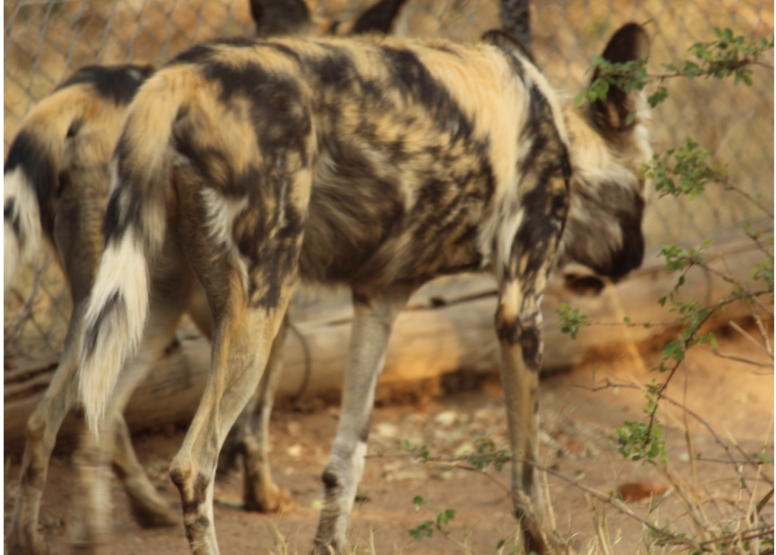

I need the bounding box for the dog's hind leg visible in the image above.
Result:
[70,236,196,554]
[170,287,294,554]
[218,315,293,512]
[233,314,295,513]
[313,284,414,554]
[168,170,309,553]
[7,307,85,555]
[111,416,180,527]
[192,257,295,515]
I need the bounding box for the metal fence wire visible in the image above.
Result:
[4,0,774,357]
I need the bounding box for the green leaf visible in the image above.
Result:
[409,520,434,540]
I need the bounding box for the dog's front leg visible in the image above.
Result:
[495,170,569,553]
[313,285,414,554]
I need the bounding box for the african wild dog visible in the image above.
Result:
[76,24,651,555]
[3,2,407,554]
[3,64,180,555]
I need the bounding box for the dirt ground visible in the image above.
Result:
[4,329,774,554]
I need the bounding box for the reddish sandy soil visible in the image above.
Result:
[4,330,773,554]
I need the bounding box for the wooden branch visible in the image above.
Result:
[4,224,771,446]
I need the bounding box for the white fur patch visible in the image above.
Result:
[495,206,524,283]
[4,220,21,292]
[79,229,149,434]
[4,168,42,290]
[331,441,368,544]
[200,187,249,290]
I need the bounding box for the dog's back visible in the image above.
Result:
[108,35,565,286]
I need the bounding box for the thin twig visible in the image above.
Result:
[695,456,773,465]
[575,380,762,492]
[576,288,772,331]
[710,348,773,367]
[699,265,774,317]
[399,453,700,551]
[697,524,774,547]
[743,227,775,261]
[753,310,774,356]
[723,182,775,218]
[729,320,772,354]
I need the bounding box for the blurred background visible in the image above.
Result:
[4,0,774,357]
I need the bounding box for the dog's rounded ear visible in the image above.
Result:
[481,29,535,64]
[351,0,409,35]
[600,23,650,65]
[251,0,312,37]
[589,23,651,132]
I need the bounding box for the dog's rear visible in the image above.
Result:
[3,65,154,293]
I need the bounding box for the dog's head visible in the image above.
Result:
[557,23,652,280]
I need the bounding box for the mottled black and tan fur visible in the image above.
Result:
[4,64,300,555]
[78,24,651,555]
[4,2,408,554]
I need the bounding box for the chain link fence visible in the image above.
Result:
[4,0,774,357]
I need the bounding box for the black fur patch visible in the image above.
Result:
[4,198,22,243]
[351,0,408,35]
[307,46,385,107]
[321,469,339,488]
[23,461,40,486]
[515,185,566,276]
[481,29,534,65]
[380,46,473,143]
[167,43,217,66]
[608,193,645,279]
[4,130,58,235]
[81,290,122,360]
[57,64,155,106]
[251,0,310,36]
[495,304,519,344]
[518,325,540,370]
[520,86,571,182]
[564,181,645,279]
[66,119,82,138]
[263,42,305,65]
[102,152,138,243]
[512,86,571,280]
[165,38,258,67]
[201,61,311,161]
[601,23,650,65]
[357,422,370,443]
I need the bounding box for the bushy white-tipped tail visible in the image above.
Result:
[77,67,194,435]
[4,167,43,292]
[78,229,150,435]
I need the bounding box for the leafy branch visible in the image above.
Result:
[379,434,773,554]
[576,27,774,109]
[561,25,774,488]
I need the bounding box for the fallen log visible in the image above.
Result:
[5,224,771,445]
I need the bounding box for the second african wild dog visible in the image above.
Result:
[77,24,651,555]
[3,1,409,554]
